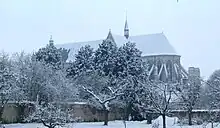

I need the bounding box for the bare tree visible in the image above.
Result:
[143,81,176,128]
[204,69,220,127]
[80,72,125,126]
[175,76,202,125]
[0,52,17,122]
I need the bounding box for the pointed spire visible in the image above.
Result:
[124,11,129,39]
[49,35,54,44]
[106,29,115,43]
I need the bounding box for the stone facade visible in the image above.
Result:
[143,55,188,83]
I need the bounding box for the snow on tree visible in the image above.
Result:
[10,52,32,102]
[175,75,202,125]
[4,50,76,105]
[116,41,147,121]
[71,39,128,126]
[206,69,220,107]
[48,68,78,102]
[116,41,144,77]
[94,39,118,76]
[34,42,64,69]
[141,81,176,128]
[0,52,17,121]
[26,102,71,128]
[24,58,64,104]
[67,45,94,77]
[202,69,220,127]
[78,71,125,126]
[70,40,149,125]
[59,48,70,62]
[24,59,52,103]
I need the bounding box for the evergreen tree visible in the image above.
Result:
[117,41,144,78]
[77,39,124,126]
[117,42,147,121]
[67,45,94,77]
[34,42,63,69]
[59,48,70,62]
[94,39,118,76]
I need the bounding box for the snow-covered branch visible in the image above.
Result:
[82,85,123,106]
[82,86,103,104]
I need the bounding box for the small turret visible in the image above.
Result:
[124,14,129,39]
[49,35,54,44]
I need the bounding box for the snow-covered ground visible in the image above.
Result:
[4,116,218,128]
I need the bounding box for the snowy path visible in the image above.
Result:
[3,121,215,128]
[4,116,217,128]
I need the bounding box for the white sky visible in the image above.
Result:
[0,0,220,78]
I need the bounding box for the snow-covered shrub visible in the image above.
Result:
[26,103,71,128]
[152,121,159,128]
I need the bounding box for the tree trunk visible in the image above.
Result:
[123,120,126,128]
[104,109,109,126]
[188,110,192,125]
[147,119,152,124]
[162,114,166,128]
[211,122,214,128]
[0,106,4,122]
[146,113,152,124]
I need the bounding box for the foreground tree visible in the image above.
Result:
[27,102,69,128]
[67,45,94,77]
[116,42,146,121]
[206,69,220,106]
[74,38,123,125]
[69,34,147,125]
[81,72,125,125]
[0,52,16,121]
[204,69,220,127]
[175,75,202,125]
[143,81,175,128]
[11,52,32,102]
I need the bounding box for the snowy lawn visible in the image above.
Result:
[4,116,218,128]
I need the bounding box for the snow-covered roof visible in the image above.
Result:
[56,33,177,61]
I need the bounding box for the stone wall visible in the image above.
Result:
[170,110,220,122]
[61,103,124,122]
[0,102,124,123]
[3,102,217,124]
[1,102,34,123]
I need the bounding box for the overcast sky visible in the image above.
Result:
[0,0,220,78]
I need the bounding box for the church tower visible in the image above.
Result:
[124,14,129,39]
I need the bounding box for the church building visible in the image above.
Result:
[56,18,199,83]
